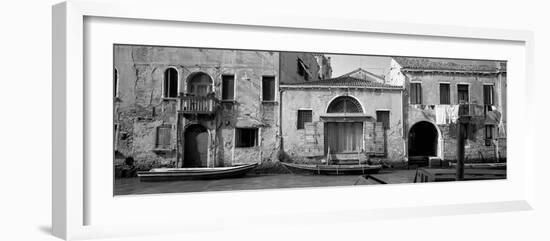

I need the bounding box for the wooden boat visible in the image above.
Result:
[137,163,258,182]
[449,162,506,169]
[281,162,382,175]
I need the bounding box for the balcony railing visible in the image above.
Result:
[179,95,219,115]
[458,103,486,117]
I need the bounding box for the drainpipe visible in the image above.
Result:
[279,88,285,153]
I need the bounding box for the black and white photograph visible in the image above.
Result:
[113,44,507,195]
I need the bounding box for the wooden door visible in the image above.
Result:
[184,125,208,167]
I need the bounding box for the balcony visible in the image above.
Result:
[179,95,219,115]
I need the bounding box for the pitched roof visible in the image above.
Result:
[393,57,506,73]
[339,68,385,81]
[281,76,402,89]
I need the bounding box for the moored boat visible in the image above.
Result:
[281,162,382,175]
[137,163,258,182]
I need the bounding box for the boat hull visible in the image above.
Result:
[281,162,382,175]
[137,163,258,182]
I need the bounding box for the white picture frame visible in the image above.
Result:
[52,0,536,240]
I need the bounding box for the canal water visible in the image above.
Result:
[114,174,368,195]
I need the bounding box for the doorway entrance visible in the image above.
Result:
[184,124,208,167]
[408,121,438,157]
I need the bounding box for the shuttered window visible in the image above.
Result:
[297,110,313,129]
[235,128,258,147]
[156,125,171,149]
[439,83,450,104]
[376,110,390,129]
[457,84,469,103]
[410,83,422,104]
[222,75,234,100]
[262,76,275,101]
[483,85,494,105]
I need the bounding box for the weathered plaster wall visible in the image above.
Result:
[281,88,405,162]
[402,71,507,161]
[114,45,280,169]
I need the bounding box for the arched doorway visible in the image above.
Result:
[184,124,208,167]
[324,96,364,155]
[408,121,438,157]
[187,72,213,96]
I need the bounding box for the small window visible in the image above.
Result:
[439,83,450,104]
[376,110,390,129]
[262,76,275,101]
[410,83,422,104]
[485,125,494,139]
[222,75,235,101]
[483,85,494,106]
[235,128,258,148]
[114,68,119,97]
[164,68,178,98]
[297,110,313,129]
[156,125,171,149]
[457,84,469,103]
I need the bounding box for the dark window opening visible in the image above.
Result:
[439,83,450,104]
[156,125,171,149]
[484,85,494,106]
[410,83,422,104]
[376,110,390,130]
[164,68,178,98]
[297,110,313,129]
[262,76,275,101]
[235,128,258,148]
[222,75,234,100]
[457,84,469,103]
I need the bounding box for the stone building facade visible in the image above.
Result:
[389,57,507,163]
[280,74,405,163]
[114,45,281,169]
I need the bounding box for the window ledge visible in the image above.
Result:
[153,148,174,152]
[262,100,278,105]
[162,97,178,101]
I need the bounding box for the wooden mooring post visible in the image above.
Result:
[456,119,466,181]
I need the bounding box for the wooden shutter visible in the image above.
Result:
[156,126,171,148]
[410,83,422,104]
[483,85,494,105]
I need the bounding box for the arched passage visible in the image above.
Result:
[408,121,438,157]
[184,124,208,167]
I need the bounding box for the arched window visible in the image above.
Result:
[114,67,119,97]
[187,72,212,96]
[164,68,178,98]
[327,96,362,113]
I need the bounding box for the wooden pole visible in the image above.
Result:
[456,119,465,181]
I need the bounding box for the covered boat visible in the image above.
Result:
[281,162,382,175]
[137,163,258,182]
